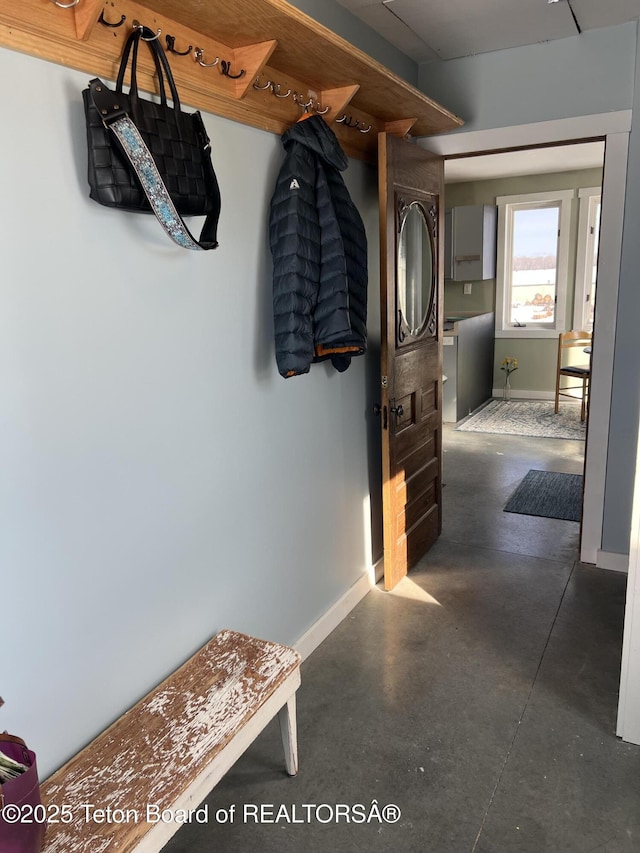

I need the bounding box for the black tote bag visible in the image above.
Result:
[83,27,221,249]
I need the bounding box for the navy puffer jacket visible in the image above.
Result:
[269,115,368,378]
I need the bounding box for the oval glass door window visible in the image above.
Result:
[397,201,434,337]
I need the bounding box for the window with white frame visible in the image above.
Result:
[573,187,601,332]
[495,189,573,337]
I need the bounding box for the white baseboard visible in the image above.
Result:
[490,389,582,402]
[596,549,629,573]
[293,563,380,661]
[292,547,628,663]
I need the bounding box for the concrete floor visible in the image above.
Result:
[163,426,640,853]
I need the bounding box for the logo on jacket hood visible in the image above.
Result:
[289,178,300,190]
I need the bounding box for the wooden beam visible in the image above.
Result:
[232,39,278,99]
[385,118,418,139]
[319,84,360,125]
[74,0,104,41]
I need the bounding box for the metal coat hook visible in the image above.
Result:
[51,0,80,7]
[295,94,329,114]
[194,48,219,67]
[254,77,327,112]
[254,77,294,99]
[296,95,314,111]
[132,21,161,40]
[220,60,245,79]
[337,113,369,131]
[166,35,192,55]
[273,84,293,98]
[98,10,126,26]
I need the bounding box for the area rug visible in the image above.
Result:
[504,469,583,521]
[455,400,586,440]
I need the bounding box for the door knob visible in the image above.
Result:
[390,403,404,418]
[373,403,388,429]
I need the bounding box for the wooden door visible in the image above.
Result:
[378,133,444,591]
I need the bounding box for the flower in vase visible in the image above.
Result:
[501,357,519,378]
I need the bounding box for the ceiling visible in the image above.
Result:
[334,0,640,62]
[331,1,614,181]
[444,140,605,183]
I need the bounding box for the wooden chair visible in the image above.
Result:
[555,330,592,421]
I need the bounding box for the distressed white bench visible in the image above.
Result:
[40,629,301,852]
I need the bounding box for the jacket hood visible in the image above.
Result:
[281,114,349,172]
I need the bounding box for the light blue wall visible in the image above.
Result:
[420,22,636,133]
[602,32,640,552]
[7,1,637,782]
[0,47,381,777]
[420,22,639,555]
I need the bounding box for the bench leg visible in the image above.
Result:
[278,694,298,776]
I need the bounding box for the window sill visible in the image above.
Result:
[495,328,562,339]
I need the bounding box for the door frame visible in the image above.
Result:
[420,109,631,567]
[617,415,640,745]
[422,109,640,743]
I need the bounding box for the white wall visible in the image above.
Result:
[0,47,381,777]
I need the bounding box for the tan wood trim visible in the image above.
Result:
[319,85,360,123]
[385,118,418,138]
[233,40,278,99]
[378,132,396,585]
[74,0,103,41]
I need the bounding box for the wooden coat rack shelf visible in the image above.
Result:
[0,0,463,161]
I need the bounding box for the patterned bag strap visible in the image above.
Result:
[89,75,218,251]
[94,27,218,249]
[89,78,215,251]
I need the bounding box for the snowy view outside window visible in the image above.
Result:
[509,204,560,325]
[497,189,573,334]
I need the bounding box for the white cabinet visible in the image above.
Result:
[445,205,497,281]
